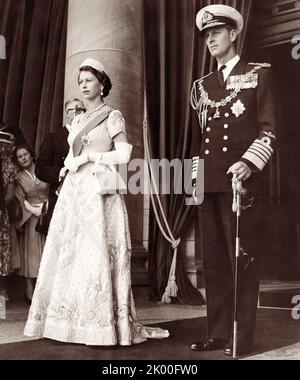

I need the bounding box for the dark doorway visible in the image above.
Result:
[248,43,300,280]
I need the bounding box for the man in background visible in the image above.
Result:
[35,98,85,231]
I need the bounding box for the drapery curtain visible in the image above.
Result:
[0,0,68,152]
[144,0,253,304]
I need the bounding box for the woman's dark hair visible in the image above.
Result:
[12,144,36,167]
[78,66,112,97]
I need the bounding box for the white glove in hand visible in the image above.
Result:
[59,166,68,181]
[24,200,43,217]
[64,154,89,173]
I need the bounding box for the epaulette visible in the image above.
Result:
[194,71,213,84]
[248,62,271,68]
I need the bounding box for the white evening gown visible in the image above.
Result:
[24,108,169,345]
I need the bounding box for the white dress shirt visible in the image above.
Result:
[218,55,240,81]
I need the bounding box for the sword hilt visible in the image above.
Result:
[232,173,247,214]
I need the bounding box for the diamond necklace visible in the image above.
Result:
[85,102,106,118]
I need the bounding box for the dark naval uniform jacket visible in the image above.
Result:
[191,59,276,193]
[35,126,69,224]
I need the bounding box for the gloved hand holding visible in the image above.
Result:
[59,166,68,181]
[24,200,43,217]
[64,153,89,173]
[227,161,252,181]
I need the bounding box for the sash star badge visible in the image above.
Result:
[231,99,246,118]
[81,134,91,145]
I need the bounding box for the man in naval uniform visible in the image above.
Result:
[189,4,276,356]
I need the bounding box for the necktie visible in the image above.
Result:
[217,65,226,88]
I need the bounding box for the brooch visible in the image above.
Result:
[231,99,246,118]
[81,135,91,145]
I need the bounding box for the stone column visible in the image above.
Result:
[64,0,147,284]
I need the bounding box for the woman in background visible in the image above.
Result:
[0,128,18,301]
[13,144,49,302]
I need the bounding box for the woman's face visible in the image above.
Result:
[16,148,33,169]
[78,70,102,101]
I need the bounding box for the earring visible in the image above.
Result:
[101,89,104,96]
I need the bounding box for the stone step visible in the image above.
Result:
[259,287,300,309]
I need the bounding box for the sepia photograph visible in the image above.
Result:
[0,0,300,366]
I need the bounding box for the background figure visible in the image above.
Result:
[13,145,49,302]
[24,58,169,345]
[190,5,276,356]
[35,98,85,231]
[0,128,18,301]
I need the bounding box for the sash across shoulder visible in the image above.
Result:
[72,108,112,157]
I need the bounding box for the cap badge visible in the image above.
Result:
[202,11,214,24]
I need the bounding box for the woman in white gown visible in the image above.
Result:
[24,58,169,345]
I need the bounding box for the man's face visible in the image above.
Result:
[204,26,237,59]
[65,100,85,124]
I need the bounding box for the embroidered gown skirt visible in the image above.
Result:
[24,163,169,345]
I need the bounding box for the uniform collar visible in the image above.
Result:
[218,55,240,81]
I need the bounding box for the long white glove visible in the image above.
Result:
[88,142,133,167]
[64,153,89,173]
